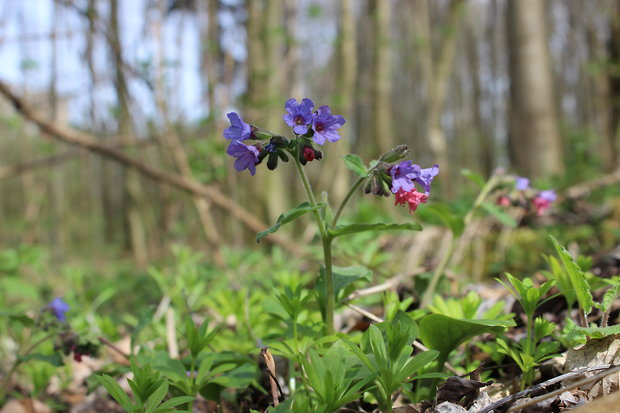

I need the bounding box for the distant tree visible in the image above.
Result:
[507,0,564,178]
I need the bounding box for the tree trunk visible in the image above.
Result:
[329,0,357,204]
[109,0,149,268]
[507,0,564,178]
[607,0,620,170]
[373,0,393,154]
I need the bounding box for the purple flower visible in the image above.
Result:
[390,161,420,193]
[414,165,439,194]
[283,98,314,134]
[515,176,530,191]
[226,140,260,175]
[49,297,69,322]
[311,106,346,145]
[538,189,556,202]
[223,112,252,141]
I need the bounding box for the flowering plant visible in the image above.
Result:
[496,175,557,216]
[223,98,438,333]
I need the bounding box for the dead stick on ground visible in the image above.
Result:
[260,347,282,406]
[478,364,619,413]
[98,336,130,361]
[0,80,302,255]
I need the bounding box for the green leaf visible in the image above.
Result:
[461,169,485,188]
[96,374,133,410]
[397,350,439,382]
[328,222,422,239]
[601,282,620,314]
[549,235,594,315]
[1,313,35,327]
[342,154,369,177]
[367,325,388,366]
[18,353,63,366]
[145,380,169,413]
[421,203,465,236]
[209,363,257,388]
[256,202,323,243]
[316,265,372,307]
[480,202,517,228]
[573,324,620,338]
[419,314,514,369]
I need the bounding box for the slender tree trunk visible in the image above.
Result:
[607,0,620,170]
[263,0,286,222]
[373,0,393,154]
[153,0,223,264]
[466,20,493,177]
[507,0,564,177]
[109,0,149,268]
[426,0,465,189]
[329,0,357,204]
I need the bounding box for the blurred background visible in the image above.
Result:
[0,0,618,270]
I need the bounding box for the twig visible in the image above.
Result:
[260,347,282,406]
[98,336,130,360]
[0,80,303,255]
[166,307,179,359]
[565,169,620,199]
[344,269,425,302]
[478,364,618,413]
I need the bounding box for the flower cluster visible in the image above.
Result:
[497,176,557,216]
[363,147,439,213]
[222,100,437,214]
[223,98,346,175]
[390,161,439,212]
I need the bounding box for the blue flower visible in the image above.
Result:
[223,112,252,141]
[515,176,530,191]
[414,165,439,194]
[49,297,70,322]
[538,189,556,202]
[390,161,420,193]
[283,98,314,134]
[226,140,260,175]
[311,106,346,145]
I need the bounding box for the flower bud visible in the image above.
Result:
[251,126,274,140]
[267,152,279,170]
[379,145,409,163]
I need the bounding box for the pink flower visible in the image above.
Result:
[394,189,428,213]
[532,189,556,215]
[497,196,510,207]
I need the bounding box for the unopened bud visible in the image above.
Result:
[251,126,275,140]
[267,152,279,170]
[379,145,409,163]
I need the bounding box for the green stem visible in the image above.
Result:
[323,237,334,335]
[187,357,197,410]
[331,176,366,228]
[420,235,456,308]
[291,155,334,335]
[292,155,328,239]
[420,175,500,308]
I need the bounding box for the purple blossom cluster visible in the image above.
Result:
[389,161,439,213]
[223,98,346,175]
[283,98,346,144]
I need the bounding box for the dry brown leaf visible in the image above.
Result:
[0,399,52,413]
[570,389,620,412]
[564,334,620,398]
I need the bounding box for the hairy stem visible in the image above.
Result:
[331,176,366,228]
[292,155,334,334]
